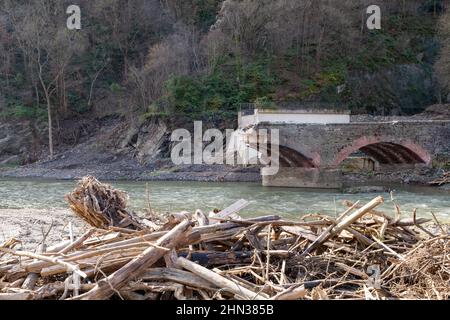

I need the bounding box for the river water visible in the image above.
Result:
[0,178,449,220]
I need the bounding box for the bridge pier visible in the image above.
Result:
[262,167,343,189]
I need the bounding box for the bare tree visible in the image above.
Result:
[4,0,86,158]
[435,9,450,101]
[129,25,201,111]
[88,0,161,79]
[208,0,358,73]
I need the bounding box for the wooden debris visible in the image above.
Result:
[176,257,266,300]
[74,219,192,300]
[65,176,143,230]
[1,177,448,300]
[429,171,450,186]
[211,199,249,220]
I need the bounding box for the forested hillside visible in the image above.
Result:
[0,0,449,166]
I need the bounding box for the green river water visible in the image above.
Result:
[0,179,449,220]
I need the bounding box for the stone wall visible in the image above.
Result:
[262,167,342,188]
[258,120,450,169]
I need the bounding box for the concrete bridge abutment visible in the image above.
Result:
[262,167,343,189]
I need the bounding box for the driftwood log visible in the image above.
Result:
[1,176,449,300]
[74,220,192,300]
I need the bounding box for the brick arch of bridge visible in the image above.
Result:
[270,138,321,168]
[332,136,432,168]
[277,145,317,168]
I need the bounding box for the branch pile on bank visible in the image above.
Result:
[0,177,448,300]
[65,176,143,230]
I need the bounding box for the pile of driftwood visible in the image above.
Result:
[65,176,143,230]
[0,177,448,300]
[429,171,450,186]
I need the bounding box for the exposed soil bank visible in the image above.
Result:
[1,105,449,186]
[0,116,261,182]
[0,162,262,182]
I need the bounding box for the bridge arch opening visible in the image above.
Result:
[335,140,431,171]
[278,145,317,168]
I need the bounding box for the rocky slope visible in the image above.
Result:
[0,115,261,182]
[0,105,448,184]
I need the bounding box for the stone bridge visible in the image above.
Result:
[239,110,450,188]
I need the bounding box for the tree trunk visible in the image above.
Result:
[46,98,54,159]
[38,63,54,159]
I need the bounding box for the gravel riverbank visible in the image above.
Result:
[0,209,85,251]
